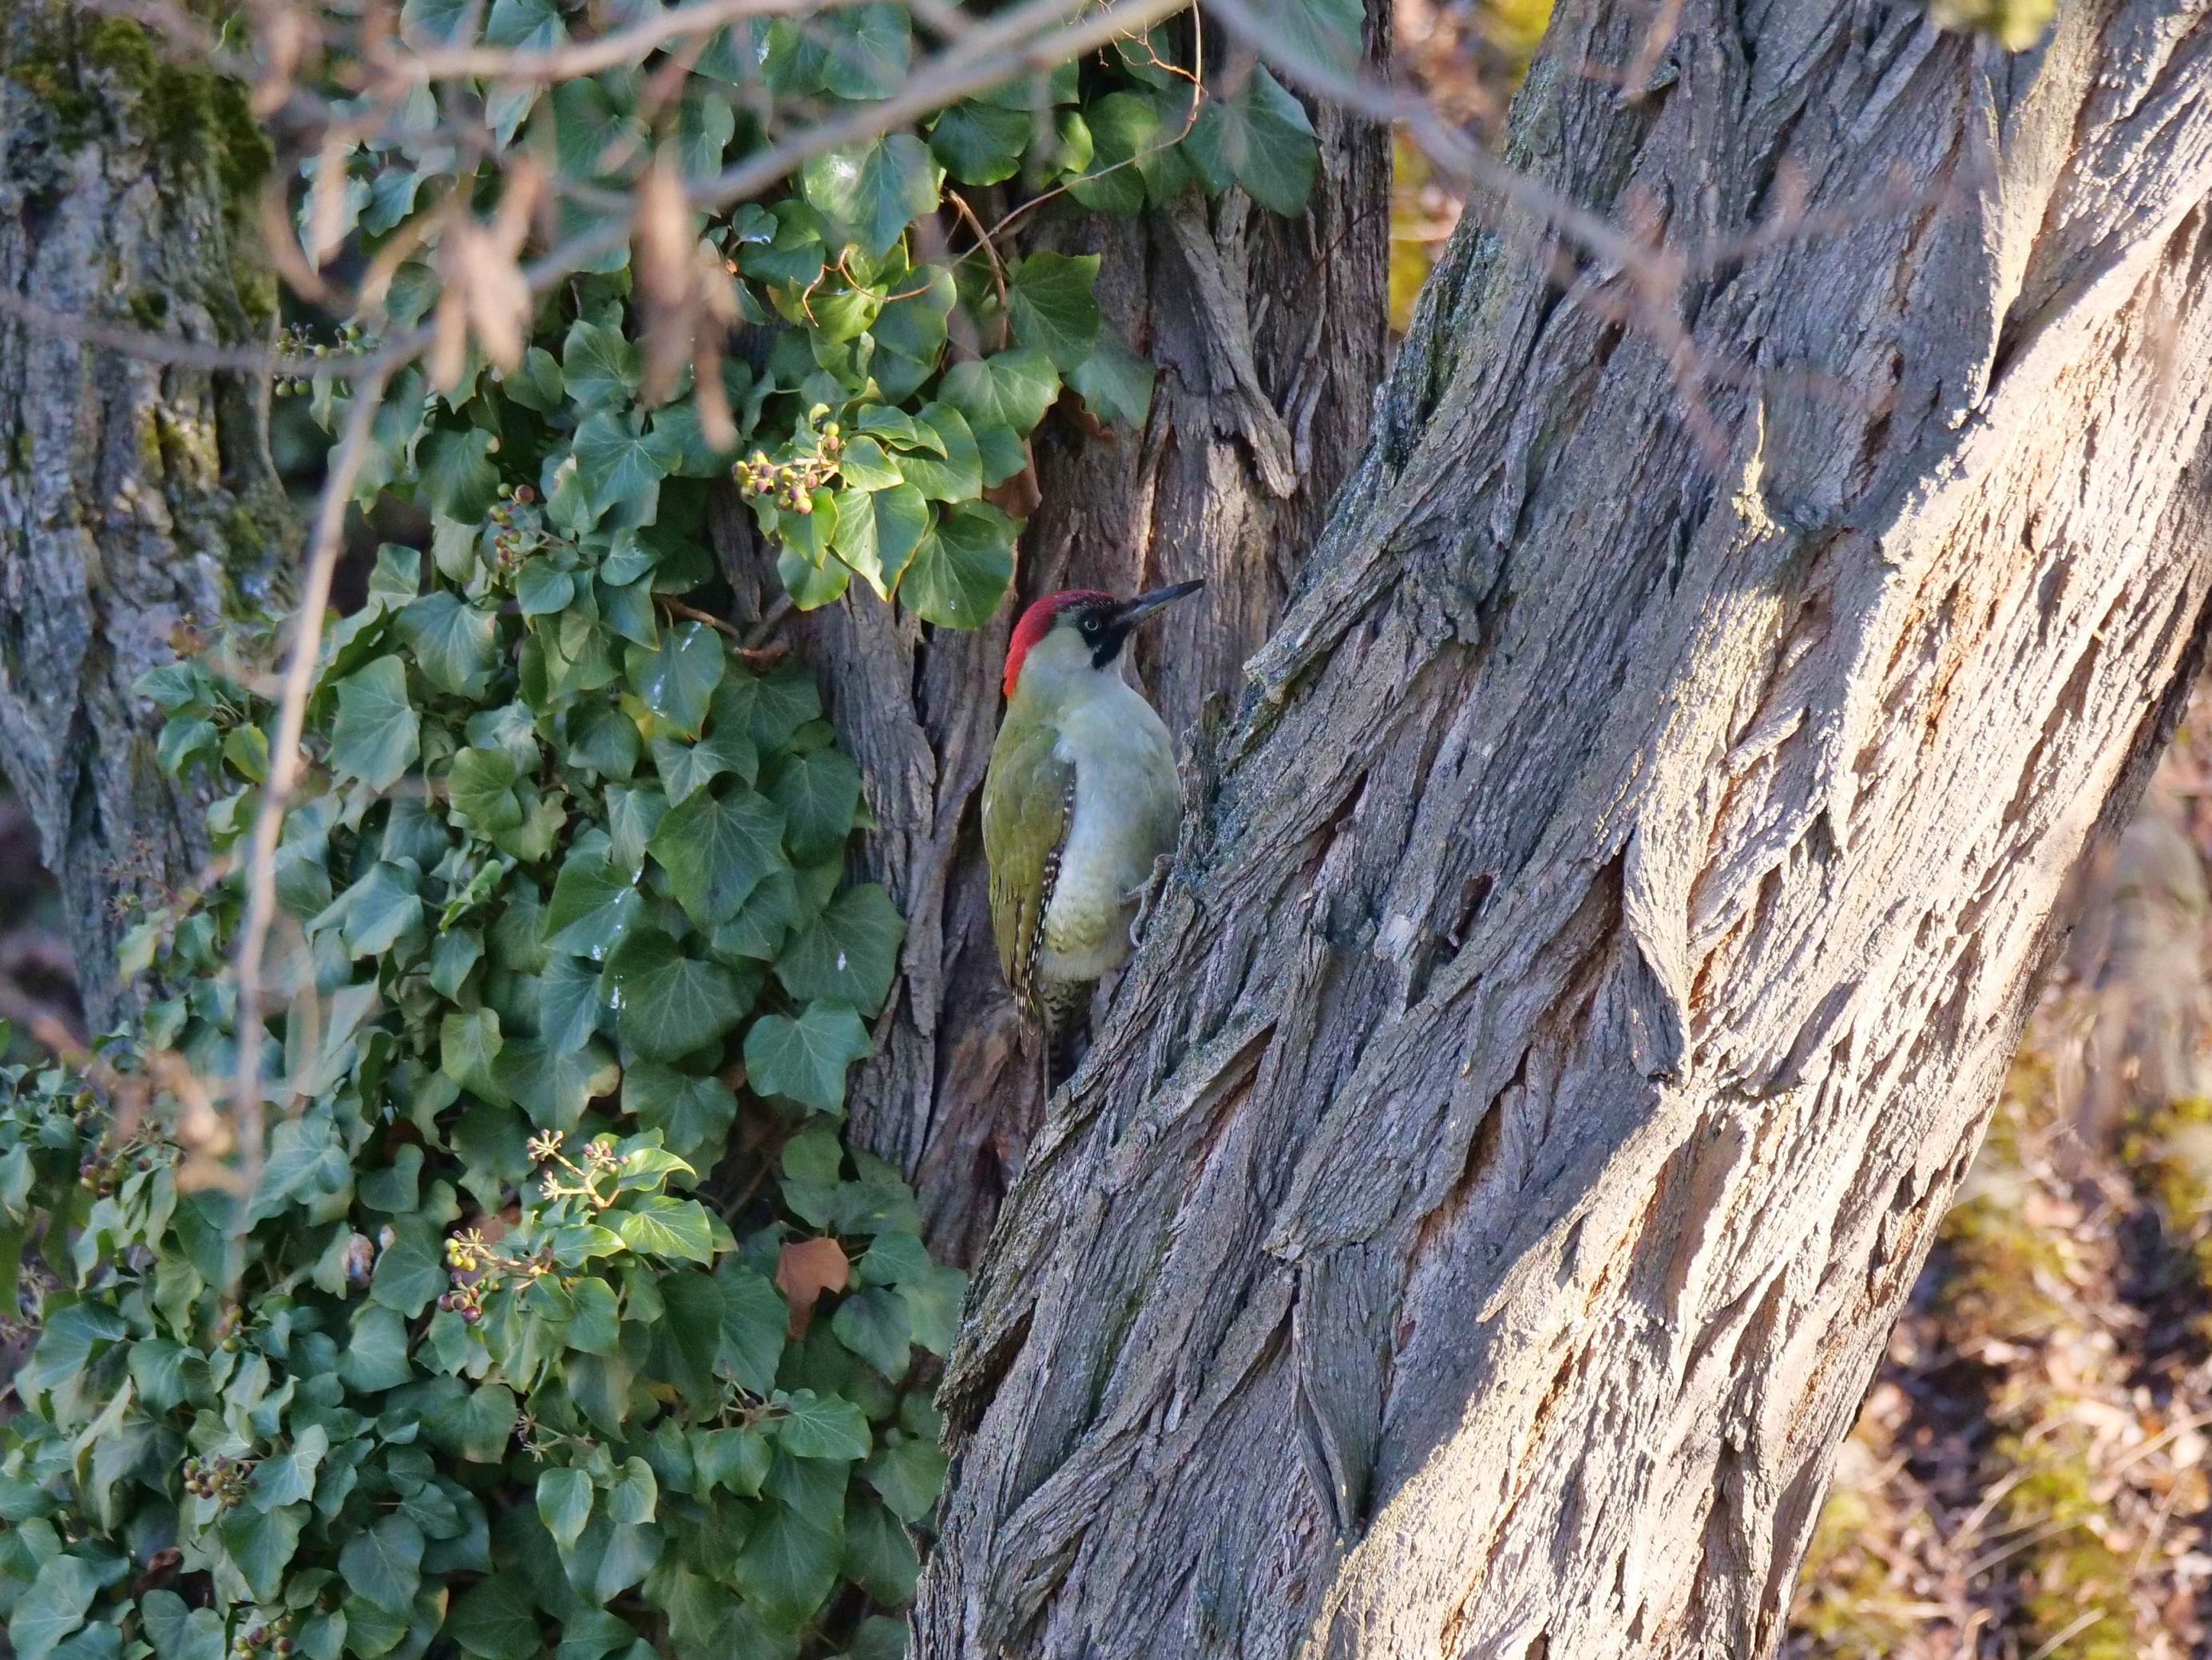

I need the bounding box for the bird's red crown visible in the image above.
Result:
[1003,589,1112,698]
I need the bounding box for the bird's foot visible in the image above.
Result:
[1126,852,1174,949]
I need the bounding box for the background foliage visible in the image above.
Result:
[0,2,1343,1657]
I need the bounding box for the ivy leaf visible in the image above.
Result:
[778,545,849,610]
[330,657,420,789]
[249,1424,330,1511]
[1240,0,1362,70]
[537,953,607,1050]
[862,1437,947,1524]
[10,1555,98,1660]
[1065,92,1160,213]
[370,1220,449,1317]
[745,666,822,752]
[928,99,1031,184]
[497,1036,620,1131]
[605,928,750,1060]
[901,500,1017,628]
[606,1458,658,1527]
[141,1595,220,1660]
[1007,253,1103,369]
[830,483,928,600]
[674,89,736,183]
[447,746,525,834]
[341,1305,415,1393]
[694,1427,772,1498]
[607,784,670,878]
[1186,69,1320,216]
[573,412,679,516]
[501,347,565,414]
[220,1500,304,1601]
[799,134,940,259]
[651,723,755,808]
[832,435,902,490]
[772,1389,870,1461]
[341,1514,426,1616]
[1068,324,1157,429]
[420,428,501,521]
[730,1502,841,1631]
[622,1061,737,1164]
[485,0,563,49]
[536,1469,593,1551]
[716,1262,787,1394]
[437,1381,521,1462]
[898,1260,966,1357]
[441,1007,509,1105]
[821,2,910,97]
[544,850,643,961]
[939,347,1059,438]
[648,783,787,927]
[842,1501,919,1606]
[446,1575,541,1660]
[743,1002,871,1114]
[889,402,981,503]
[768,748,862,862]
[829,1286,912,1379]
[612,1195,716,1264]
[562,317,639,409]
[625,623,726,739]
[561,1278,622,1353]
[398,591,502,697]
[399,0,474,45]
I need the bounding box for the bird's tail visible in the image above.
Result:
[1038,979,1092,1092]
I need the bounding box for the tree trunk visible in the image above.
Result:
[0,4,291,1033]
[914,2,2212,1655]
[714,14,1391,1263]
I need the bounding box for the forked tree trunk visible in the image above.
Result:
[914,2,2212,1654]
[716,15,1391,1263]
[0,4,292,1032]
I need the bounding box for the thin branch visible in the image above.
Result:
[0,288,361,378]
[229,366,390,1233]
[384,0,846,81]
[658,596,791,664]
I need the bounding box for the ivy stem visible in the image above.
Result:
[944,190,1009,339]
[658,596,790,665]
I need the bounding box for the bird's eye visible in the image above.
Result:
[1080,616,1101,639]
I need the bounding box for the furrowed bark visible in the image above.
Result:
[914,2,2212,1654]
[714,12,1390,1263]
[0,3,291,1032]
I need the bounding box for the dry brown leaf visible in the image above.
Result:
[775,1235,850,1336]
[304,132,352,270]
[633,155,697,408]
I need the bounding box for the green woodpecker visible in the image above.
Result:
[983,580,1203,1084]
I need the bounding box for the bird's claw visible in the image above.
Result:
[1127,852,1174,949]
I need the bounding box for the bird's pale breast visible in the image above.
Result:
[1041,687,1177,982]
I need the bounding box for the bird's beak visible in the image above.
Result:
[1109,580,1205,629]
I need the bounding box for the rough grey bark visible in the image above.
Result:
[0,5,291,1033]
[914,2,2212,1655]
[714,12,1391,1262]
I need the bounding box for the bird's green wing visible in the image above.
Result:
[981,722,1074,1012]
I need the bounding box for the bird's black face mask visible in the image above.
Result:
[1075,580,1205,670]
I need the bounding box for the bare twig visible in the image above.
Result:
[229,365,391,1222]
[658,596,791,664]
[383,0,846,83]
[0,287,362,378]
[2022,1609,2108,1660]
